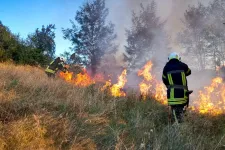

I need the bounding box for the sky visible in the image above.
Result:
[0,0,84,56]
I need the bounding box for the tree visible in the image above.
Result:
[60,50,72,64]
[0,21,19,62]
[60,50,82,65]
[178,3,209,70]
[124,1,168,71]
[0,21,53,66]
[62,0,116,76]
[206,0,225,69]
[178,0,225,70]
[27,24,56,60]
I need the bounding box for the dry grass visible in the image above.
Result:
[0,63,225,150]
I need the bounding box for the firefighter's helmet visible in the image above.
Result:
[168,52,181,61]
[60,57,66,62]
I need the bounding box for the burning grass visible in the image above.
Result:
[1,63,225,149]
[192,77,225,115]
[138,61,167,104]
[59,69,94,87]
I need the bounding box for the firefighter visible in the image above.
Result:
[45,57,67,78]
[162,52,192,123]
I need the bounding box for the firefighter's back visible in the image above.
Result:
[163,59,189,86]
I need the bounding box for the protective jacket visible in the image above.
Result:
[162,59,191,106]
[45,58,65,75]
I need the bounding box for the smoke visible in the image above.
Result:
[104,0,214,90]
[106,0,212,60]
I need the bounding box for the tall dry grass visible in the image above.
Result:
[0,63,225,150]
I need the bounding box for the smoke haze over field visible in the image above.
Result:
[106,0,212,56]
[105,0,214,91]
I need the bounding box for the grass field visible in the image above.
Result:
[0,63,225,150]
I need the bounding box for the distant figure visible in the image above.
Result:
[45,57,67,78]
[162,52,192,123]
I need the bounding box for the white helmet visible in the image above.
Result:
[60,57,66,62]
[168,52,181,61]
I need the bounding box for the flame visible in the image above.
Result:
[193,77,225,115]
[101,80,112,91]
[59,71,73,81]
[138,61,153,81]
[58,61,225,115]
[60,68,127,97]
[139,83,152,99]
[138,61,153,99]
[74,69,95,86]
[59,69,94,87]
[101,70,127,97]
[138,61,167,103]
[154,81,167,104]
[110,69,127,97]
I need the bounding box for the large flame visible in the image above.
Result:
[60,69,127,97]
[138,61,167,103]
[192,77,225,115]
[59,71,73,82]
[138,61,153,99]
[74,69,94,86]
[154,81,167,104]
[59,61,225,116]
[110,69,127,97]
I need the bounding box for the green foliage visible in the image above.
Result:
[0,22,20,62]
[60,51,82,65]
[27,24,56,59]
[62,0,116,75]
[0,21,55,66]
[60,50,72,64]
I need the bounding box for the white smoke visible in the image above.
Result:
[106,0,212,60]
[105,0,214,90]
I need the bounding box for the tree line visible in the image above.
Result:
[1,0,225,74]
[0,23,55,66]
[179,0,225,70]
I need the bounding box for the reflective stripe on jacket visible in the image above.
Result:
[45,61,55,74]
[162,59,191,105]
[45,67,55,74]
[45,60,64,74]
